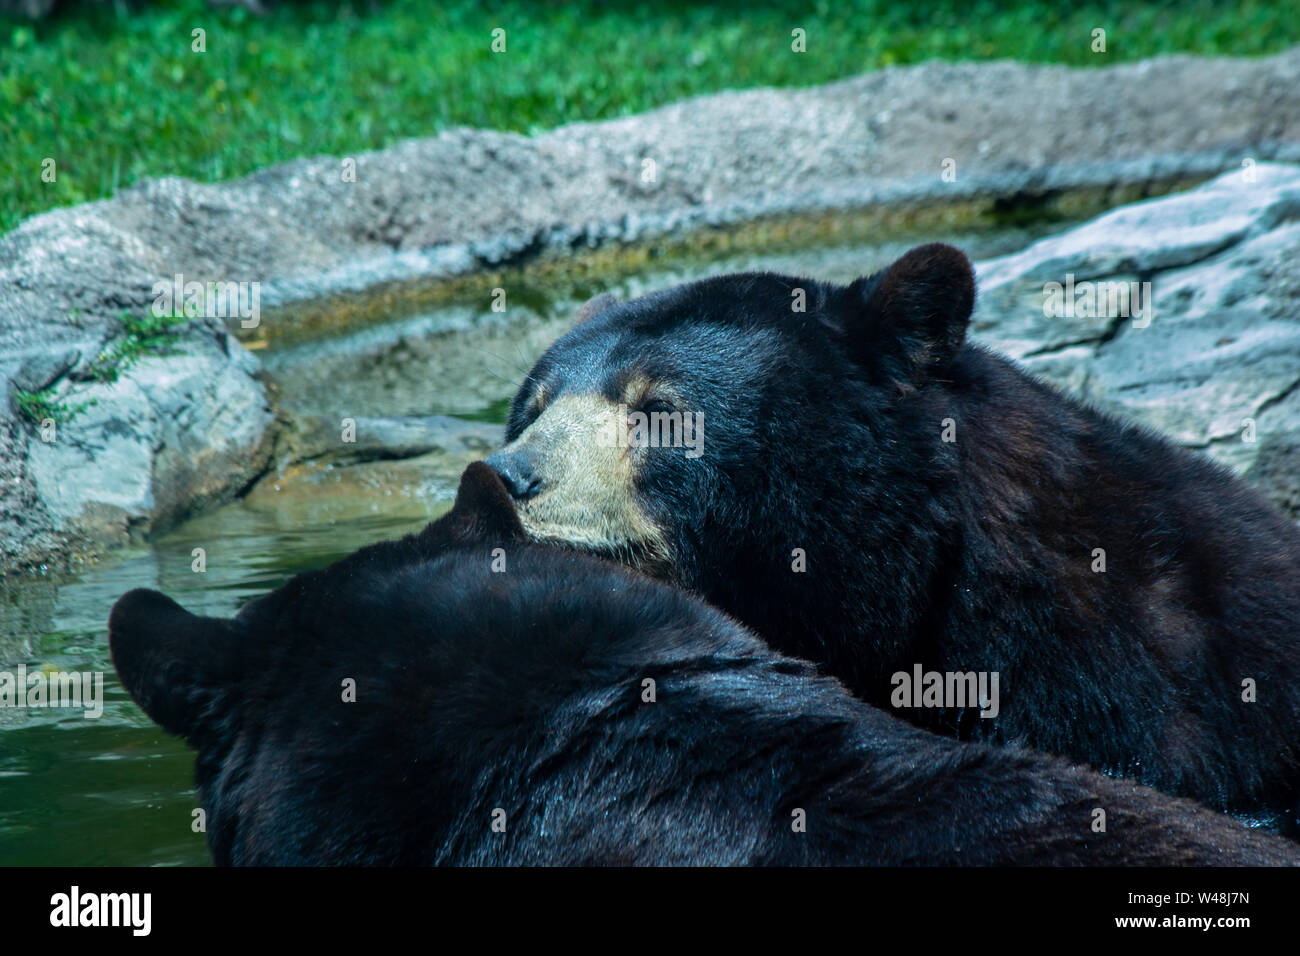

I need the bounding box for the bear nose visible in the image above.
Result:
[484,450,543,501]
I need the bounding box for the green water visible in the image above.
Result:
[0,495,448,866]
[0,223,1068,866]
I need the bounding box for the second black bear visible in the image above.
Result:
[485,245,1300,823]
[109,464,1297,865]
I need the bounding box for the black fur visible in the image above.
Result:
[109,464,1298,865]
[499,245,1300,820]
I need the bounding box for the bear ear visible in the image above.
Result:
[574,292,619,326]
[108,588,245,743]
[419,461,527,547]
[844,243,974,381]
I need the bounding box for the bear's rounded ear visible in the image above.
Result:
[420,462,527,547]
[844,243,974,381]
[109,588,245,743]
[574,292,619,326]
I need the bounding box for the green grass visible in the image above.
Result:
[2,0,1297,233]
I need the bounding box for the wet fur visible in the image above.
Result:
[492,245,1300,821]
[109,464,1299,866]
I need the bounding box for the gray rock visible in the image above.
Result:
[285,413,502,465]
[1,321,274,572]
[973,164,1300,512]
[12,349,79,393]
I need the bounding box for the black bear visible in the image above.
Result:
[484,245,1300,823]
[108,464,1298,866]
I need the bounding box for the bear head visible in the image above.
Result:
[108,461,526,747]
[483,243,976,588]
[107,463,770,864]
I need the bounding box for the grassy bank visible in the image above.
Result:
[2,0,1296,233]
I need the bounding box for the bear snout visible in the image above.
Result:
[484,448,543,501]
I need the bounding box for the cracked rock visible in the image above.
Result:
[974,164,1300,512]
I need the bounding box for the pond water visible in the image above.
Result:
[0,223,1069,866]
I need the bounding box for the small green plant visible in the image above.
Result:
[13,386,95,426]
[90,309,190,384]
[11,308,187,426]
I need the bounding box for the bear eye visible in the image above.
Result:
[522,385,552,423]
[509,391,546,438]
[640,398,675,416]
